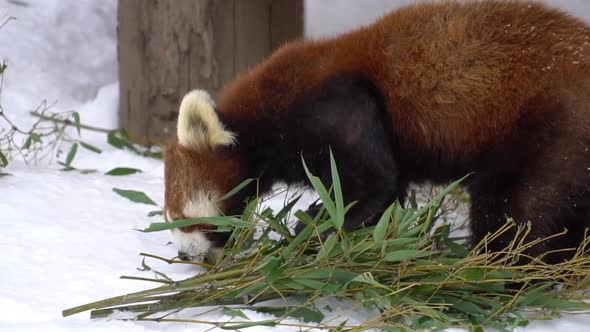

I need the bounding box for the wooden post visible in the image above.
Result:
[118,0,304,143]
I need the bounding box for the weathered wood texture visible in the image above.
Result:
[118,0,304,142]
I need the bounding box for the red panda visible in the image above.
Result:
[164,0,590,263]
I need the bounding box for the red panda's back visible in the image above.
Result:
[219,1,590,156]
[360,1,590,155]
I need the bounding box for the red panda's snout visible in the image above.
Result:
[163,90,241,263]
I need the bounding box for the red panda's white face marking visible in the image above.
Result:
[164,90,240,263]
[166,191,220,262]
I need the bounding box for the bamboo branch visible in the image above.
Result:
[29,111,112,133]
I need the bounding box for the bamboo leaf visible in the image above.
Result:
[105,167,143,176]
[448,298,488,315]
[274,195,301,222]
[348,272,392,291]
[107,130,125,149]
[222,307,250,320]
[315,232,338,262]
[529,298,590,310]
[72,112,81,136]
[22,133,41,150]
[22,135,32,150]
[373,202,396,242]
[383,238,419,247]
[79,141,102,153]
[241,198,258,222]
[139,216,253,232]
[0,150,8,167]
[400,175,468,231]
[292,278,325,289]
[301,155,337,229]
[384,249,437,262]
[251,306,324,323]
[147,210,163,217]
[112,187,157,206]
[220,319,277,330]
[220,178,255,201]
[514,283,553,307]
[329,149,345,230]
[65,143,78,167]
[459,268,487,281]
[445,239,470,257]
[263,196,300,237]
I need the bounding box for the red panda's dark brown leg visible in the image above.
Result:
[469,177,590,264]
[468,137,590,264]
[287,77,402,234]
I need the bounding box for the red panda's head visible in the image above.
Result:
[164,90,242,263]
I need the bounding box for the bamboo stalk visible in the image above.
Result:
[30,111,112,134]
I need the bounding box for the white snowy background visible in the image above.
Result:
[1,1,590,331]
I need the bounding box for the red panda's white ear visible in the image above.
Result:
[177,90,236,149]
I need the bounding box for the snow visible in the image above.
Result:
[1,0,590,331]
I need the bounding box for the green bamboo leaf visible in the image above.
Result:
[487,269,522,279]
[251,306,324,323]
[293,209,313,227]
[384,249,437,262]
[22,135,32,150]
[112,187,157,206]
[222,307,250,320]
[22,133,41,149]
[0,150,8,167]
[105,167,143,176]
[255,256,283,281]
[301,155,337,229]
[65,143,78,167]
[292,278,325,289]
[233,282,267,299]
[79,141,102,153]
[220,178,255,201]
[529,298,590,310]
[273,279,307,290]
[373,202,396,242]
[348,272,392,291]
[262,196,300,237]
[459,268,487,280]
[219,319,277,330]
[507,315,530,328]
[383,327,404,332]
[31,132,41,143]
[275,195,301,222]
[241,198,258,221]
[139,216,253,232]
[400,175,469,231]
[296,268,358,283]
[383,237,419,247]
[72,112,81,136]
[107,130,125,149]
[514,283,553,307]
[147,210,163,217]
[315,232,338,262]
[329,149,345,230]
[448,298,488,315]
[445,239,470,257]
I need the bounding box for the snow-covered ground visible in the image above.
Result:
[1,1,590,331]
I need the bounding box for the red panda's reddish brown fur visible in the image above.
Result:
[165,1,590,263]
[219,1,590,156]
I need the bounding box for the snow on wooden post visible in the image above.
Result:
[118,0,304,143]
